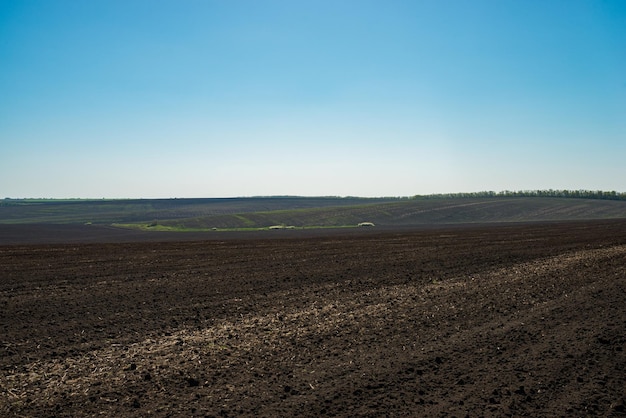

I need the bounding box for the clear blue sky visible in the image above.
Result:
[1,0,624,198]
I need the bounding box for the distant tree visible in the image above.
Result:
[411,189,626,201]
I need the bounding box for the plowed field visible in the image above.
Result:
[1,220,625,417]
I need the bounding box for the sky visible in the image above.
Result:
[1,0,625,198]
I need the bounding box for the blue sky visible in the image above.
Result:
[1,0,624,198]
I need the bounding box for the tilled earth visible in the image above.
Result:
[1,220,625,417]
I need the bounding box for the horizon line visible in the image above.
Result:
[3,189,626,201]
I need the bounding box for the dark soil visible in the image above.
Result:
[1,220,625,417]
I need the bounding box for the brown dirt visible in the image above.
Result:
[1,220,625,417]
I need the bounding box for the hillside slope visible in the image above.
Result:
[153,197,626,229]
[0,197,399,225]
[2,197,625,229]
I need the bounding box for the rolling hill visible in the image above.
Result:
[2,196,626,230]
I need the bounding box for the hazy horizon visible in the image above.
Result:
[3,189,626,201]
[2,1,625,199]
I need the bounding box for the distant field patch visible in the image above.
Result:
[2,195,626,228]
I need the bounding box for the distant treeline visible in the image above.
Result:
[413,190,626,201]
